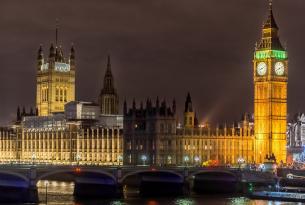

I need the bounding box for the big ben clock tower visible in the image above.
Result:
[254,0,288,163]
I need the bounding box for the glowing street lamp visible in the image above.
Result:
[118,155,123,166]
[141,155,147,166]
[167,156,172,165]
[237,157,245,169]
[194,156,200,166]
[31,153,36,165]
[184,156,189,167]
[76,153,81,165]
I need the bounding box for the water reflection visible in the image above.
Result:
[34,180,299,205]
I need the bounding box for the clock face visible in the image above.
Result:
[274,62,285,76]
[257,62,267,76]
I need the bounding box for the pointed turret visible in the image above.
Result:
[123,99,127,115]
[17,107,21,121]
[69,44,75,70]
[184,92,195,128]
[49,43,55,59]
[99,55,119,115]
[185,92,193,112]
[37,45,44,70]
[172,99,176,114]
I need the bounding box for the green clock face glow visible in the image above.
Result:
[274,62,285,76]
[257,62,267,76]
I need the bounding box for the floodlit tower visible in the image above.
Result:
[36,23,75,116]
[253,0,288,163]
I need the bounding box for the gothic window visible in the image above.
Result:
[55,88,59,101]
[189,117,192,125]
[60,89,63,101]
[64,89,67,102]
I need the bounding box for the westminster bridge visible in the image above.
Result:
[0,164,276,202]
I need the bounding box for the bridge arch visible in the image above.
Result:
[0,170,30,188]
[119,169,184,184]
[35,167,116,184]
[189,169,237,179]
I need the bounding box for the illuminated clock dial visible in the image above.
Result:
[274,62,285,76]
[257,62,267,76]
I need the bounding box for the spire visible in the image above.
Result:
[263,0,278,29]
[172,98,176,114]
[123,99,127,115]
[101,55,116,94]
[257,0,284,50]
[17,106,21,121]
[107,55,111,71]
[185,92,193,112]
[55,18,59,46]
[70,44,75,69]
[49,43,55,58]
[37,45,44,70]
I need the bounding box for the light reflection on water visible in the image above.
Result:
[35,180,300,205]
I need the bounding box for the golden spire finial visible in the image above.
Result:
[269,0,273,11]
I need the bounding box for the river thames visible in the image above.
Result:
[32,180,302,205]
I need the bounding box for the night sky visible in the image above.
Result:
[0,0,305,125]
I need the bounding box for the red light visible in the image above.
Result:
[75,167,81,174]
[151,168,157,171]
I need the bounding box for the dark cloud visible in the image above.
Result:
[0,0,304,125]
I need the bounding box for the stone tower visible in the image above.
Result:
[254,0,288,163]
[99,55,119,115]
[36,24,75,116]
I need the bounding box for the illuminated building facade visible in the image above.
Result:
[123,94,255,166]
[0,103,123,165]
[36,30,76,116]
[253,1,288,163]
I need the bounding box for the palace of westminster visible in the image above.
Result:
[0,2,295,166]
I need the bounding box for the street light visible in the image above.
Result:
[184,156,189,167]
[194,156,200,167]
[44,180,49,204]
[118,155,123,166]
[76,153,81,165]
[31,153,36,165]
[237,157,245,169]
[141,155,147,166]
[167,156,172,165]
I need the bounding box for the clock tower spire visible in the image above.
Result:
[254,0,288,163]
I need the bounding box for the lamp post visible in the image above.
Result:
[118,155,123,167]
[44,180,49,204]
[141,155,147,166]
[184,156,189,167]
[167,156,172,166]
[76,153,81,165]
[31,153,36,165]
[237,157,245,170]
[194,156,200,167]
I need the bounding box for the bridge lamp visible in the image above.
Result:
[194,156,200,166]
[184,156,189,167]
[31,153,36,165]
[118,155,123,166]
[76,153,81,165]
[167,156,172,165]
[141,155,147,166]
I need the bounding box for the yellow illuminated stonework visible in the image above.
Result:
[36,45,75,116]
[254,3,287,163]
